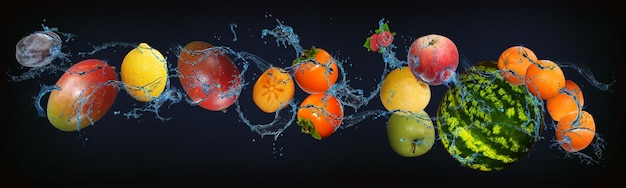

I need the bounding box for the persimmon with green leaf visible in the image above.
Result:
[292,47,339,94]
[297,93,344,140]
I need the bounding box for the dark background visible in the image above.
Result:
[2,0,623,186]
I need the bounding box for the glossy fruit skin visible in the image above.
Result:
[47,59,118,132]
[252,67,295,113]
[380,66,431,115]
[437,61,543,171]
[386,110,435,157]
[556,111,595,153]
[120,43,168,102]
[178,41,242,112]
[407,34,459,86]
[525,59,565,100]
[497,46,538,86]
[292,47,339,94]
[297,93,344,140]
[546,80,584,121]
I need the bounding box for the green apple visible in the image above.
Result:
[386,110,435,157]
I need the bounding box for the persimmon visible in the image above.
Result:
[292,47,339,94]
[252,67,295,113]
[525,59,565,100]
[546,80,584,121]
[297,93,344,140]
[556,111,596,152]
[497,45,538,85]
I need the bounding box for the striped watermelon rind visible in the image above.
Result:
[437,61,544,171]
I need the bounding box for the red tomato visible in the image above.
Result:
[292,47,339,94]
[47,59,118,132]
[297,93,344,140]
[178,41,242,112]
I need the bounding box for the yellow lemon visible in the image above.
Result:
[121,43,168,102]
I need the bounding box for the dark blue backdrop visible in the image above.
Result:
[3,0,622,186]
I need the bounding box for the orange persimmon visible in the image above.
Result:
[252,67,295,113]
[292,47,339,94]
[296,93,344,140]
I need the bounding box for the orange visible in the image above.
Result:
[546,80,584,121]
[525,59,565,100]
[497,45,538,85]
[555,111,595,152]
[252,67,295,113]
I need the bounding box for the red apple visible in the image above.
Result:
[407,34,459,86]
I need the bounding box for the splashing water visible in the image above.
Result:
[9,22,75,82]
[12,16,615,168]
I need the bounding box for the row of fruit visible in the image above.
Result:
[362,22,596,172]
[21,21,596,170]
[43,39,347,139]
[497,46,595,153]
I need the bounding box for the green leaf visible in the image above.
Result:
[297,117,322,140]
[363,36,373,51]
[375,23,391,34]
[292,47,319,66]
[375,23,397,37]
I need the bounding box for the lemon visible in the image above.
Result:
[121,43,168,102]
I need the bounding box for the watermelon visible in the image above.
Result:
[437,61,544,171]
